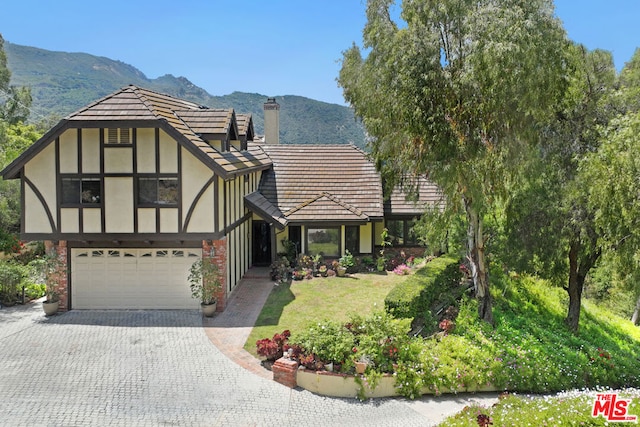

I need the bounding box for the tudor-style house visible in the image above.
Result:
[1,86,443,312]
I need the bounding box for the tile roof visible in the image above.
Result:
[236,114,254,141]
[244,191,287,229]
[174,109,238,139]
[258,144,384,223]
[385,177,445,216]
[2,86,271,180]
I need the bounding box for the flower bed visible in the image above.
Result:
[296,368,497,399]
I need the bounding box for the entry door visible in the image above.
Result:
[252,221,272,265]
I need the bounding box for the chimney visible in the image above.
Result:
[263,97,280,144]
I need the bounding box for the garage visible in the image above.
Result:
[71,248,202,309]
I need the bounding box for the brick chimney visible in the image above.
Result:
[263,97,280,144]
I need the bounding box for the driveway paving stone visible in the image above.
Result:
[0,270,498,426]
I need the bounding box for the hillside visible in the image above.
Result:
[5,42,366,146]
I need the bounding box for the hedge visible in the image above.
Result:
[384,255,461,319]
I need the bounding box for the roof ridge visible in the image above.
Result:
[284,192,366,219]
[128,85,160,119]
[321,192,365,218]
[284,193,325,216]
[65,85,137,119]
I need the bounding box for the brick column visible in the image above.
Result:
[44,240,69,312]
[202,237,227,312]
[272,357,298,388]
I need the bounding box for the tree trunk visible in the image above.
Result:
[631,294,640,325]
[565,239,600,333]
[565,241,582,333]
[465,198,493,325]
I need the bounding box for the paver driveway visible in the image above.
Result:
[0,301,497,427]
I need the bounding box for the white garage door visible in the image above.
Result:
[71,248,202,309]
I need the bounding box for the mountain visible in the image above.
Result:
[5,42,366,146]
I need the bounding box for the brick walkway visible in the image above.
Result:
[203,267,274,379]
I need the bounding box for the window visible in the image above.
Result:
[137,177,178,205]
[345,226,359,254]
[386,220,404,245]
[307,227,339,257]
[386,219,420,246]
[62,178,101,205]
[289,226,302,255]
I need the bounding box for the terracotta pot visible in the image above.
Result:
[355,361,367,374]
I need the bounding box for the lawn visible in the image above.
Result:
[243,272,407,357]
[244,257,640,412]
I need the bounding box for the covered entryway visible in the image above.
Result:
[71,248,201,309]
[252,221,272,265]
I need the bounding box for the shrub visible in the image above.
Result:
[0,230,21,255]
[291,320,354,365]
[339,250,355,270]
[360,256,375,267]
[256,330,291,361]
[384,255,460,319]
[279,239,297,265]
[0,260,28,306]
[270,257,291,284]
[393,264,411,275]
[296,254,314,270]
[23,283,46,300]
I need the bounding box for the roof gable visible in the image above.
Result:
[1,86,271,180]
[285,192,369,222]
[259,144,384,221]
[175,109,239,141]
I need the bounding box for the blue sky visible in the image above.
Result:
[1,0,638,105]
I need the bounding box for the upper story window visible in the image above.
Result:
[137,177,178,205]
[62,177,101,205]
[106,128,131,144]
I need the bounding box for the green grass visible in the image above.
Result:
[441,389,640,426]
[245,258,640,403]
[244,272,406,356]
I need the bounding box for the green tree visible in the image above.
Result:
[0,34,31,124]
[338,0,567,323]
[0,34,38,238]
[0,121,40,234]
[583,112,640,325]
[504,45,617,332]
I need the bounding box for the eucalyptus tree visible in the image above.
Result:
[505,45,616,332]
[0,34,36,234]
[339,0,567,323]
[0,34,31,124]
[582,49,640,325]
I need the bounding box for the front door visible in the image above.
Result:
[253,221,272,265]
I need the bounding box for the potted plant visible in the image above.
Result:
[354,354,372,374]
[42,286,60,316]
[337,250,354,277]
[40,251,64,316]
[318,264,328,277]
[188,258,222,317]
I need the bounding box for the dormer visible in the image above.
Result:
[175,108,239,152]
[236,114,255,150]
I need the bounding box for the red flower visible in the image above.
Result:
[477,414,493,427]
